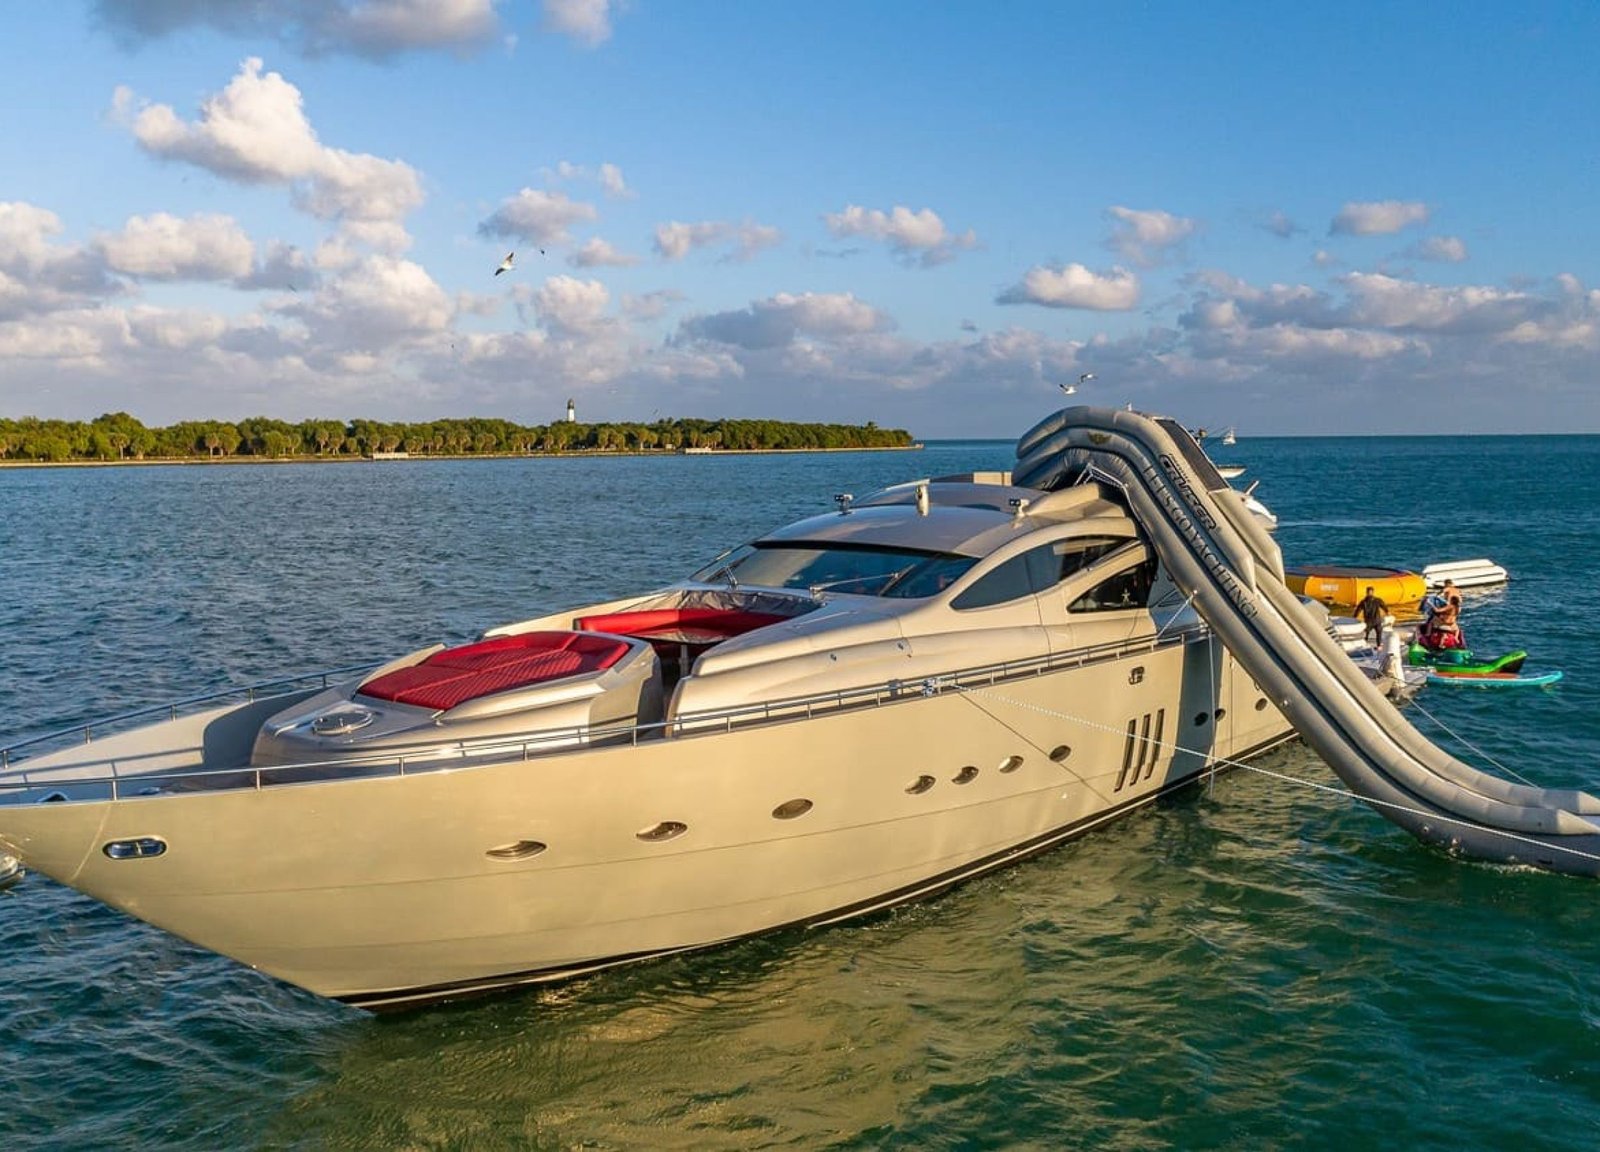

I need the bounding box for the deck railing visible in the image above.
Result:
[0,625,1205,800]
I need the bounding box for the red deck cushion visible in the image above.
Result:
[574,607,789,640]
[358,631,632,712]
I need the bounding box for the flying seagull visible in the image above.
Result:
[495,252,515,276]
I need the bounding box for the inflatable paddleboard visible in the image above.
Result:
[1426,668,1563,688]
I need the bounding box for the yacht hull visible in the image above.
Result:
[1,637,1291,1008]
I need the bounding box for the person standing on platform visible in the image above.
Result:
[1354,586,1389,648]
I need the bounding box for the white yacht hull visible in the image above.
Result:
[1,636,1290,1008]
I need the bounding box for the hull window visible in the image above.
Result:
[486,840,547,861]
[102,837,167,860]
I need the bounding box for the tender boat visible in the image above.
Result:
[4,405,1597,1011]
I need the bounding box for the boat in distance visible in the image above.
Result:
[6,405,1599,1012]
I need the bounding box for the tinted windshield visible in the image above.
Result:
[693,543,977,598]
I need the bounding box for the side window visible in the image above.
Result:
[1037,537,1124,586]
[1069,559,1157,613]
[951,553,1037,610]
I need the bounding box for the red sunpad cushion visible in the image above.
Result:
[358,631,632,712]
[575,607,788,639]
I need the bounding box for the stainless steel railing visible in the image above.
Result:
[0,625,1205,800]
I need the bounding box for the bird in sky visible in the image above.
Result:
[494,252,515,276]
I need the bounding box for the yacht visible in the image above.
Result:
[3,406,1595,1010]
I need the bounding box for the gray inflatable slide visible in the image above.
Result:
[1015,405,1600,877]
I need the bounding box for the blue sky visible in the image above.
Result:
[1,1,1597,437]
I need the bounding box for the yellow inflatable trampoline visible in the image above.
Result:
[1284,565,1428,610]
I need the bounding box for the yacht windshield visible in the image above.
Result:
[693,544,977,598]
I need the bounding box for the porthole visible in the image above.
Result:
[905,774,936,795]
[953,766,979,785]
[998,754,1024,774]
[771,798,813,820]
[636,820,688,843]
[486,839,547,861]
[1048,745,1072,763]
[102,837,166,860]
[1254,697,1268,712]
[1193,712,1210,726]
[1214,708,1227,721]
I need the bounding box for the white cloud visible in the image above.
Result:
[823,204,978,267]
[1340,271,1537,333]
[569,237,638,268]
[94,0,501,59]
[549,159,633,199]
[126,306,230,350]
[997,264,1140,311]
[541,0,616,46]
[96,213,255,281]
[0,201,122,304]
[654,219,782,262]
[622,290,684,321]
[677,292,890,349]
[300,254,453,347]
[1260,210,1300,239]
[1105,206,1196,266]
[119,58,424,227]
[533,275,611,337]
[478,188,598,246]
[1330,199,1430,236]
[1405,235,1469,263]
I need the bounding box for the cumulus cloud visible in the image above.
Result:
[0,201,123,305]
[94,0,501,59]
[116,58,424,228]
[542,0,616,45]
[96,212,254,281]
[1330,199,1430,236]
[297,254,453,348]
[823,204,978,267]
[654,219,782,262]
[569,237,638,268]
[1340,271,1538,333]
[1405,235,1469,263]
[1260,210,1300,239]
[478,188,598,247]
[1105,206,1197,266]
[622,290,684,321]
[676,292,890,350]
[532,275,612,338]
[997,263,1140,311]
[549,159,633,198]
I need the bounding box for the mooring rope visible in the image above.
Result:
[1405,696,1533,786]
[950,683,1600,869]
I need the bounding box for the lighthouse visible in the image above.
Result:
[566,398,576,423]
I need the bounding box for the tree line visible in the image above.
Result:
[0,413,915,462]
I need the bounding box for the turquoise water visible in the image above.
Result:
[2,434,1598,1150]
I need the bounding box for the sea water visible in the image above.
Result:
[2,435,1598,1150]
